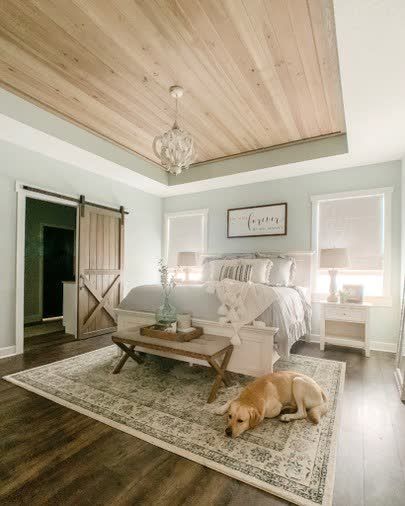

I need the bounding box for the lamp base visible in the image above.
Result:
[327,293,339,303]
[327,269,339,303]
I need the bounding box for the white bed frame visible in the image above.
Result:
[115,309,279,377]
[115,251,313,377]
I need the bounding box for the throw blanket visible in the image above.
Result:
[205,279,277,345]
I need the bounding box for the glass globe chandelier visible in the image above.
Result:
[153,85,195,176]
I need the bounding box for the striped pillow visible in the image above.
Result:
[219,263,253,282]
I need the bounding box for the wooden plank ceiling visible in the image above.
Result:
[0,0,345,168]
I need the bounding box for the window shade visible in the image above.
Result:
[318,195,383,270]
[167,213,205,267]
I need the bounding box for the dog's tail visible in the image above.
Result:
[308,389,328,424]
[214,398,234,415]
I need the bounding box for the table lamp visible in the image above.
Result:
[177,251,198,283]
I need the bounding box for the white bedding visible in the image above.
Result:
[118,284,311,358]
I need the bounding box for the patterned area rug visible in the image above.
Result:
[4,347,345,506]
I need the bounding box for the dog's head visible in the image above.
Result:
[225,401,262,438]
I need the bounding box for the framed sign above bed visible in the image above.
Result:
[227,203,287,238]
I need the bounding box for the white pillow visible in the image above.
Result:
[238,258,272,284]
[208,259,239,281]
[268,258,293,286]
[256,253,296,286]
[201,255,226,282]
[201,253,255,282]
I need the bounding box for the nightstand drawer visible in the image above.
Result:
[324,305,366,323]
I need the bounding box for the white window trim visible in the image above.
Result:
[163,208,208,264]
[311,187,393,306]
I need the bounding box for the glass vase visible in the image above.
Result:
[156,290,177,325]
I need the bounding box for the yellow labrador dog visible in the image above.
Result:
[218,371,328,438]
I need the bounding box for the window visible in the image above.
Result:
[164,209,208,282]
[312,188,392,303]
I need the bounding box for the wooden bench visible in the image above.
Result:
[112,327,234,403]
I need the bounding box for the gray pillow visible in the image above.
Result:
[256,252,296,286]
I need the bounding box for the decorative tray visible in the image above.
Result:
[140,324,203,342]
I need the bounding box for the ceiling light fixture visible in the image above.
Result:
[153,85,195,176]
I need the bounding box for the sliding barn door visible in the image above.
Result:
[77,205,124,339]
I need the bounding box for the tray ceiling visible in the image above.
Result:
[0,0,345,169]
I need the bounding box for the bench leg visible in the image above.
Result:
[112,343,143,374]
[207,347,233,403]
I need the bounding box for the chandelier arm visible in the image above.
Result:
[175,96,178,124]
[152,135,162,159]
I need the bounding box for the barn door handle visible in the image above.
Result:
[79,275,85,290]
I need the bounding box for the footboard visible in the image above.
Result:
[115,309,279,377]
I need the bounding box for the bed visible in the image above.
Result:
[115,251,313,376]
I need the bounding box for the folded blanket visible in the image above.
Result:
[205,279,278,345]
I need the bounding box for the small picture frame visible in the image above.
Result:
[342,284,364,304]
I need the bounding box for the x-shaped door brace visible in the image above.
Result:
[82,275,120,330]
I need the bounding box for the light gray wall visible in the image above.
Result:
[24,198,77,323]
[0,139,162,350]
[402,157,405,284]
[164,161,402,348]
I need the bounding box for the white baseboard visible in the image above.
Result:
[0,345,17,359]
[370,341,397,353]
[306,334,397,353]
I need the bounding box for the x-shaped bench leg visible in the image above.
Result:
[112,343,143,374]
[207,346,233,403]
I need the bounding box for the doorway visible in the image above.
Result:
[24,198,77,348]
[42,226,75,319]
[16,183,126,355]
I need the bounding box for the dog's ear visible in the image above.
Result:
[248,407,262,428]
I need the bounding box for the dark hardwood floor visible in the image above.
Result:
[1,335,404,506]
[24,331,76,352]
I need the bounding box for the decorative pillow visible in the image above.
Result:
[219,263,253,282]
[200,253,255,281]
[238,258,273,284]
[201,255,225,282]
[208,259,239,281]
[256,252,296,286]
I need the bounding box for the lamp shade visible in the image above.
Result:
[319,248,349,269]
[177,251,198,267]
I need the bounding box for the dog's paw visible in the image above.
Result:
[280,414,292,422]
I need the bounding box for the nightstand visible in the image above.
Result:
[320,302,371,357]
